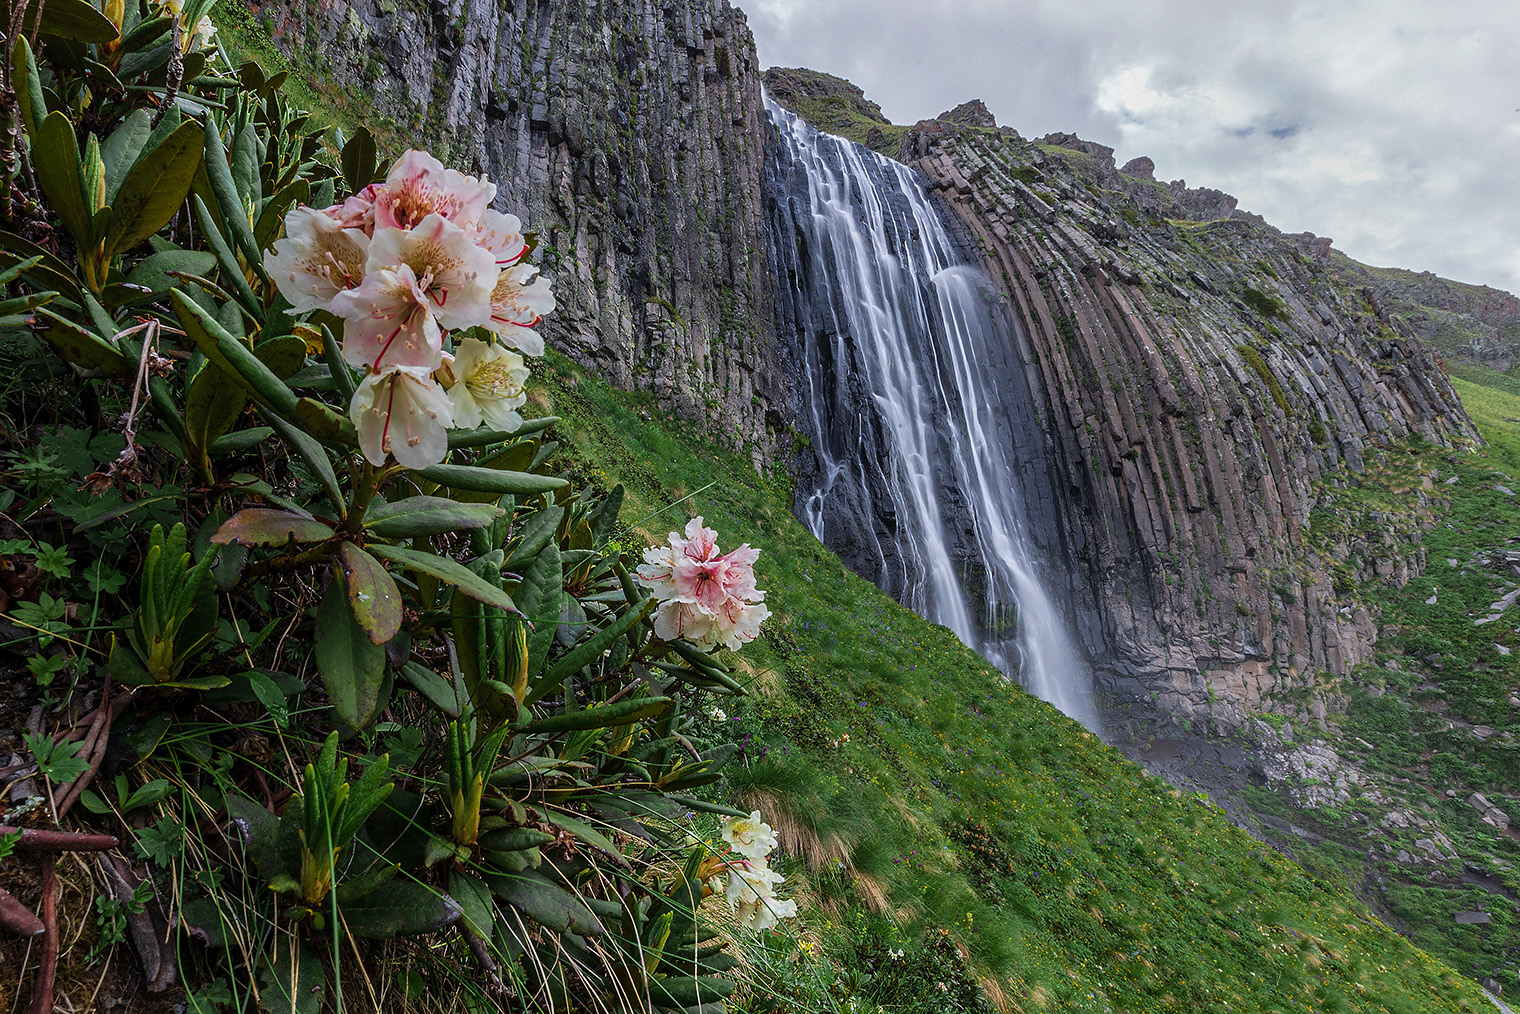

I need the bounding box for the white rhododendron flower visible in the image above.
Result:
[488,262,557,339]
[351,366,453,469]
[266,207,369,312]
[330,264,443,371]
[721,811,778,859]
[739,896,797,932]
[446,338,530,431]
[366,216,496,331]
[636,517,770,650]
[725,857,784,907]
[471,209,528,268]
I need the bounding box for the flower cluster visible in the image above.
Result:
[715,811,797,932]
[634,517,770,650]
[267,150,554,469]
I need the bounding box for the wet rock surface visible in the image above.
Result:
[891,115,1478,734]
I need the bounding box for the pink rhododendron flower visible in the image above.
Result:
[372,150,494,231]
[350,366,453,469]
[367,215,496,331]
[445,337,530,431]
[636,517,768,650]
[266,207,369,312]
[324,183,382,232]
[272,148,557,471]
[329,264,443,371]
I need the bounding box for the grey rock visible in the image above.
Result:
[247,0,792,461]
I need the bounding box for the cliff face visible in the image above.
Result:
[892,119,1478,734]
[244,0,789,458]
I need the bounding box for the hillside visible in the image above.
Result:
[527,354,1498,1012]
[763,69,1520,997]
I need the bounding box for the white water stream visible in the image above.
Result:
[768,98,1098,730]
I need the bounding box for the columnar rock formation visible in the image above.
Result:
[895,119,1477,731]
[245,0,789,456]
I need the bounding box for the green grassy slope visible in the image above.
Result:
[1263,375,1520,992]
[532,355,1492,1013]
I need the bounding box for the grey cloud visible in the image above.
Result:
[747,0,1520,294]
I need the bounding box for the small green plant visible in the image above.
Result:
[107,523,222,689]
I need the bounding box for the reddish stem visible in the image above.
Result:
[0,825,120,852]
[28,856,56,1014]
[0,886,43,936]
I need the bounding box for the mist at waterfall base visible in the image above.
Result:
[765,98,1099,732]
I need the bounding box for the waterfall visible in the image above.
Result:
[765,97,1098,731]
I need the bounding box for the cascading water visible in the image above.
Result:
[765,97,1098,731]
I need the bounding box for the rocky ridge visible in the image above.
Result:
[240,0,790,459]
[888,113,1479,734]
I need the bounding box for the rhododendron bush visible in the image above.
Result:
[0,6,786,1010]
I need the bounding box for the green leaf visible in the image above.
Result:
[315,575,388,730]
[294,396,356,444]
[33,113,90,250]
[477,827,554,852]
[339,126,379,194]
[648,975,736,1008]
[520,696,673,736]
[255,179,310,251]
[489,869,603,935]
[27,0,120,41]
[100,109,151,204]
[664,793,752,819]
[366,543,516,613]
[247,671,290,727]
[333,862,399,903]
[262,410,347,516]
[504,505,564,569]
[545,598,656,686]
[203,113,262,268]
[257,935,324,1014]
[0,233,85,305]
[540,810,624,862]
[13,38,46,141]
[336,543,402,645]
[191,194,262,316]
[517,540,561,690]
[364,497,505,539]
[211,509,334,547]
[172,290,299,419]
[447,416,559,449]
[35,308,131,376]
[416,463,568,496]
[340,880,461,939]
[23,731,90,784]
[126,248,218,295]
[104,120,205,258]
[399,661,459,717]
[122,778,174,812]
[449,870,495,939]
[183,362,249,467]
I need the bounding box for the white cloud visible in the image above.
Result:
[748,0,1520,294]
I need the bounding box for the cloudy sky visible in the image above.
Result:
[747,0,1520,295]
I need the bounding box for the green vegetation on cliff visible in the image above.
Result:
[763,68,908,156]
